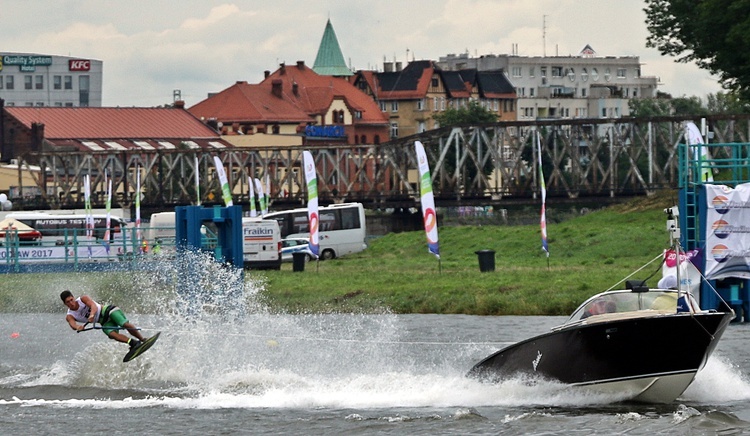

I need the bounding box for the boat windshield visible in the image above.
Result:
[566,289,695,323]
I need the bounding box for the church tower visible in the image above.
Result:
[312,19,353,77]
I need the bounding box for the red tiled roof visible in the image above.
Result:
[260,62,388,126]
[188,81,312,124]
[5,107,218,139]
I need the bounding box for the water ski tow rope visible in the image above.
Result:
[112,326,513,346]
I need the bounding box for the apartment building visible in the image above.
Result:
[438,45,659,120]
[0,52,102,107]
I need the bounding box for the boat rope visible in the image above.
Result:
[605,252,664,292]
[134,327,513,346]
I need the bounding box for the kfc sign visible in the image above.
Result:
[69,59,90,71]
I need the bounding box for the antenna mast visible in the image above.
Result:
[543,15,547,57]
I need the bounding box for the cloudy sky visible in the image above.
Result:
[2,0,722,107]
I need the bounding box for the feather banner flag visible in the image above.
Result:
[84,174,94,258]
[194,155,201,205]
[537,131,549,257]
[302,151,320,258]
[685,121,713,182]
[104,172,112,253]
[254,178,265,216]
[248,176,257,217]
[83,175,93,239]
[213,156,233,207]
[135,167,142,245]
[415,141,439,258]
[264,174,271,215]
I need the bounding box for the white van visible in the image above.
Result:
[242,218,282,270]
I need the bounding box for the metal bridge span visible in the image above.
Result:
[13,114,750,212]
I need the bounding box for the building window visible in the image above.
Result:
[581,68,588,82]
[551,66,563,78]
[440,97,445,111]
[35,102,44,107]
[511,66,522,77]
[582,88,587,97]
[360,135,366,143]
[390,122,399,139]
[6,75,14,90]
[272,124,280,134]
[0,76,3,90]
[65,102,74,107]
[529,67,535,77]
[379,101,387,112]
[35,75,43,90]
[602,108,607,117]
[64,76,73,90]
[390,101,399,113]
[24,75,32,90]
[354,111,362,119]
[617,68,626,78]
[417,99,425,111]
[431,77,439,87]
[79,75,90,107]
[530,88,535,97]
[54,75,62,90]
[54,102,63,107]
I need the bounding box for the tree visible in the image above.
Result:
[644,0,750,99]
[432,100,498,127]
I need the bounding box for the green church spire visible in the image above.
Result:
[313,19,352,77]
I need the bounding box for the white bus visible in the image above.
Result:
[5,212,129,246]
[263,202,367,260]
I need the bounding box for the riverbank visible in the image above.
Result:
[0,193,675,316]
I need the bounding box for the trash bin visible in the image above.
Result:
[292,251,307,272]
[475,249,496,272]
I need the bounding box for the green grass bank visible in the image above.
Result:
[0,193,675,316]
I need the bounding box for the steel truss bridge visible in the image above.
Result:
[13,114,750,212]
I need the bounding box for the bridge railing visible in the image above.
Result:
[11,114,750,210]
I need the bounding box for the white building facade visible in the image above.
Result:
[438,45,660,121]
[0,52,102,107]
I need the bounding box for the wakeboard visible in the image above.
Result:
[123,332,161,362]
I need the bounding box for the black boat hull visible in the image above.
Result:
[468,311,733,403]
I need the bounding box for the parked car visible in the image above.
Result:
[281,238,314,262]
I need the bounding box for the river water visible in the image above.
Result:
[3,312,750,435]
[2,255,750,434]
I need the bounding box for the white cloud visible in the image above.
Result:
[0,0,723,106]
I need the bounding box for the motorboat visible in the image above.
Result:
[467,281,733,403]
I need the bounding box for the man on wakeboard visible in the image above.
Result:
[61,290,147,349]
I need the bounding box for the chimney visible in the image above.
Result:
[383,62,393,72]
[272,79,283,98]
[297,60,305,70]
[395,62,402,72]
[279,63,286,75]
[292,81,298,96]
[264,70,270,79]
[173,100,185,109]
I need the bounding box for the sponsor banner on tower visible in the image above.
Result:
[704,183,750,279]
